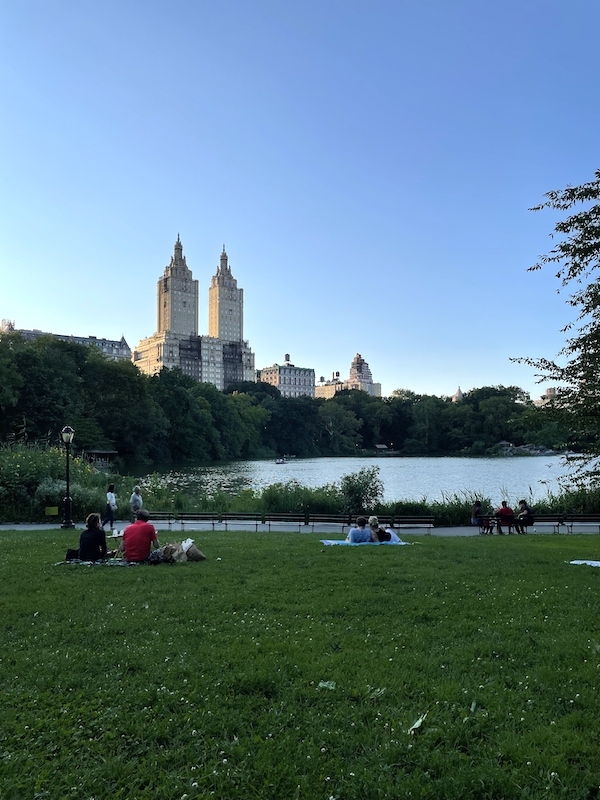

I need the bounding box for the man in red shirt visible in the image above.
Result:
[121,510,161,562]
[495,501,515,535]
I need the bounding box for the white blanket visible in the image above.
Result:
[570,559,600,567]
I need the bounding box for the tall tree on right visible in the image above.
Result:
[518,169,600,485]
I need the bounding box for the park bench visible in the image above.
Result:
[306,513,351,532]
[177,512,220,531]
[220,512,264,531]
[389,515,435,533]
[264,512,308,532]
[534,514,600,534]
[532,514,572,533]
[566,514,600,533]
[147,511,175,530]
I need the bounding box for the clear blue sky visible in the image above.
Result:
[1,0,598,399]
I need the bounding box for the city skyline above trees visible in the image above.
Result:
[0,333,572,465]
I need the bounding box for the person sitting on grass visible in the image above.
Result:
[346,516,373,543]
[79,513,110,561]
[368,515,402,543]
[120,509,161,563]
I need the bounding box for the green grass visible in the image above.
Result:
[2,531,600,799]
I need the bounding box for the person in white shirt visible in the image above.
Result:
[101,483,117,531]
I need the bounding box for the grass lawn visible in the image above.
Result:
[2,530,600,799]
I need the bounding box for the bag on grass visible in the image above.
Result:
[162,542,187,563]
[185,543,206,561]
[65,548,80,561]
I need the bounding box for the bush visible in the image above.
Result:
[339,467,383,514]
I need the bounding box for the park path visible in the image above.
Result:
[0,522,585,537]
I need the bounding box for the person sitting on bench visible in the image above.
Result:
[515,500,534,533]
[495,501,515,534]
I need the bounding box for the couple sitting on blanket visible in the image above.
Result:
[77,510,160,562]
[346,516,402,544]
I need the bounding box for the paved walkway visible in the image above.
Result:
[0,522,595,537]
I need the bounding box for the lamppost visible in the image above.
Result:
[60,426,75,529]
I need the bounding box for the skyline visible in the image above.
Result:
[2,1,599,400]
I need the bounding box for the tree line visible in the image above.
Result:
[0,331,573,464]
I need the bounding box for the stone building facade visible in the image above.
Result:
[1,319,131,361]
[258,355,315,398]
[315,353,381,398]
[133,238,255,390]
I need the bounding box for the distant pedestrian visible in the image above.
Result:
[101,483,117,531]
[129,486,143,521]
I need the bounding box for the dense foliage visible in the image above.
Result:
[0,333,571,464]
[517,169,600,486]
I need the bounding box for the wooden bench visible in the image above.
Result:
[147,511,175,530]
[177,512,220,531]
[389,515,435,534]
[306,513,351,532]
[220,512,263,531]
[567,514,600,533]
[534,514,600,534]
[264,512,308,532]
[531,514,571,533]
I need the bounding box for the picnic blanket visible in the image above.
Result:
[55,558,141,567]
[570,559,600,567]
[320,540,412,546]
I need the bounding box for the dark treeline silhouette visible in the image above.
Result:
[0,333,572,462]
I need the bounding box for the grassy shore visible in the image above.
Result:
[2,530,600,799]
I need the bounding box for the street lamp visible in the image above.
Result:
[60,426,75,529]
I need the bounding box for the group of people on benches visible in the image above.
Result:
[471,500,534,535]
[346,515,402,543]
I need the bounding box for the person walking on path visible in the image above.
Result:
[101,483,117,532]
[129,486,143,522]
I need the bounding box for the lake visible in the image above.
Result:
[138,455,572,503]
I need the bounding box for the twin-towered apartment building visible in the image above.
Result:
[132,237,255,390]
[3,237,381,398]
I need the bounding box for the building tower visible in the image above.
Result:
[208,246,243,342]
[157,235,199,336]
[348,353,373,383]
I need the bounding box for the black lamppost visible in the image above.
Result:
[60,426,75,529]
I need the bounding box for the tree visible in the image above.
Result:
[518,170,600,484]
[318,402,362,454]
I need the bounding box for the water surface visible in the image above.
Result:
[138,455,569,503]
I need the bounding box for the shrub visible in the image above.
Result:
[339,467,383,514]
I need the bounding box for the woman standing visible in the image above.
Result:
[101,483,117,531]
